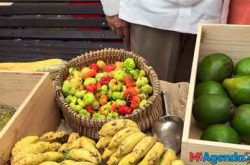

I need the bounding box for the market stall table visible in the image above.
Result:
[0,75,189,164]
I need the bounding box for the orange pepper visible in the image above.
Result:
[108,71,115,78]
[99,105,108,115]
[110,103,118,112]
[100,94,108,105]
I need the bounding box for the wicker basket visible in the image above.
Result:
[54,48,163,139]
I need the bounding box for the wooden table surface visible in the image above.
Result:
[160,81,189,120]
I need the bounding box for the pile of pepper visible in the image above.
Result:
[62,58,153,120]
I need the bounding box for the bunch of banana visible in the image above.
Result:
[10,131,101,165]
[96,119,185,165]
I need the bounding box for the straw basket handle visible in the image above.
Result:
[145,65,154,75]
[54,75,64,100]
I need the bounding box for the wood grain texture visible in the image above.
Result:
[0,16,107,28]
[0,72,61,164]
[0,28,120,40]
[0,3,104,15]
[0,40,123,62]
[181,24,250,165]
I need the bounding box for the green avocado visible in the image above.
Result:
[194,81,228,99]
[235,57,250,76]
[193,94,234,128]
[201,124,240,144]
[231,104,250,143]
[197,53,233,82]
[223,76,250,105]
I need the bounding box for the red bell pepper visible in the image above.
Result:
[118,105,132,115]
[85,105,94,115]
[86,84,97,93]
[103,64,115,72]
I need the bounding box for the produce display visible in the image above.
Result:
[10,131,102,165]
[62,58,153,119]
[194,53,250,144]
[0,105,16,132]
[96,119,185,165]
[10,119,185,165]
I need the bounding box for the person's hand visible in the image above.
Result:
[106,15,129,38]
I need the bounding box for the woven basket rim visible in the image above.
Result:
[54,48,161,125]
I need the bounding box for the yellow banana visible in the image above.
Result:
[102,147,118,160]
[107,153,125,165]
[58,143,68,153]
[14,153,48,165]
[13,142,50,163]
[79,136,96,145]
[124,119,139,128]
[139,142,165,165]
[12,136,39,156]
[64,139,81,151]
[40,131,67,143]
[75,162,97,165]
[39,161,60,165]
[116,132,146,157]
[171,160,185,165]
[68,148,99,164]
[43,151,63,162]
[61,160,96,165]
[79,138,101,163]
[119,136,156,164]
[60,160,77,165]
[108,127,139,149]
[47,142,61,152]
[96,136,112,149]
[99,119,138,137]
[160,148,177,165]
[67,132,80,143]
[117,153,135,165]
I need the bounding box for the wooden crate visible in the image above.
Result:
[0,72,61,164]
[181,24,250,165]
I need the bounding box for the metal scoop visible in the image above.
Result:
[152,91,184,153]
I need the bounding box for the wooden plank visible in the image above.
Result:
[0,40,123,50]
[0,16,108,28]
[0,39,123,50]
[0,28,120,40]
[0,3,104,15]
[182,140,250,165]
[0,72,42,107]
[181,24,250,164]
[0,72,61,163]
[0,39,123,62]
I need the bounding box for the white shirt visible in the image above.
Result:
[100,0,230,34]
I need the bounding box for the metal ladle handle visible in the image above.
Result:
[161,91,169,117]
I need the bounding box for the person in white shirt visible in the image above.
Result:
[100,0,230,81]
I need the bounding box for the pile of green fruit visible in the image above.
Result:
[194,53,250,144]
[62,58,153,120]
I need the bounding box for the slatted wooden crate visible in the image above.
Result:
[0,72,61,164]
[181,24,250,165]
[0,1,123,62]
